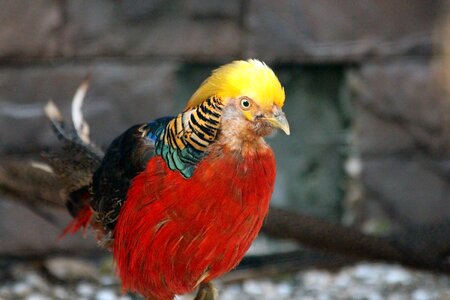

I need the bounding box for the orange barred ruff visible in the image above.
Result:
[113,147,276,300]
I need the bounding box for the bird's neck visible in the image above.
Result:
[214,109,270,156]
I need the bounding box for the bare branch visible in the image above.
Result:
[263,207,450,274]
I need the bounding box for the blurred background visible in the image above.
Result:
[1,1,450,299]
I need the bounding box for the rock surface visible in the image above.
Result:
[0,258,449,300]
[0,198,98,255]
[0,62,177,153]
[348,60,450,227]
[1,0,450,254]
[246,0,444,62]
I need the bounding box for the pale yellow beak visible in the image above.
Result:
[265,112,290,135]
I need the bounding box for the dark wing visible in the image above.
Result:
[91,124,155,230]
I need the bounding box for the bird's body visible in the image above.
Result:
[116,144,275,299]
[58,60,289,300]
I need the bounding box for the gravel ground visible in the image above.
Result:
[0,257,449,300]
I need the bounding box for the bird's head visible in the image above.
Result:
[186,59,289,138]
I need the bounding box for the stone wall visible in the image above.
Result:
[0,0,449,254]
[348,60,450,229]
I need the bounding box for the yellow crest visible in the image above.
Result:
[186,59,285,110]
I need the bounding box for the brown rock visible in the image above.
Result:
[353,107,415,156]
[61,0,241,60]
[187,0,241,19]
[348,60,450,226]
[349,60,450,156]
[0,197,98,255]
[0,0,63,59]
[44,257,99,281]
[362,158,450,225]
[246,0,444,62]
[0,62,177,153]
[0,0,242,61]
[119,0,165,21]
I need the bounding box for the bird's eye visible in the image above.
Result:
[240,98,251,110]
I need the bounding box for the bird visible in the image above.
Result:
[44,59,289,300]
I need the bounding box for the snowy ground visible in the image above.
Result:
[0,257,449,300]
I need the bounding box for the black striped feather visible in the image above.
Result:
[152,96,224,178]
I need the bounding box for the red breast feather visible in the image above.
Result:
[113,147,276,300]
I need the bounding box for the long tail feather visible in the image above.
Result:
[0,79,104,237]
[58,206,93,239]
[42,79,104,193]
[71,75,92,144]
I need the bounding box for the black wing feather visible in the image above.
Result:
[91,124,155,230]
